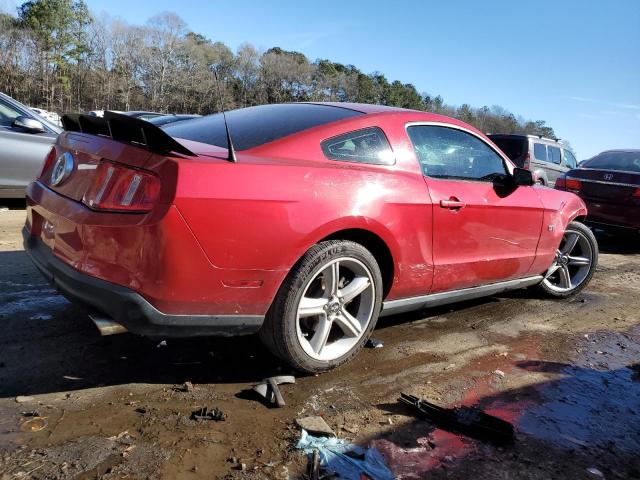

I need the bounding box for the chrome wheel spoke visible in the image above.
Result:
[558,265,572,289]
[308,315,332,355]
[334,309,362,337]
[339,276,370,304]
[569,256,590,266]
[298,297,328,318]
[545,262,561,278]
[322,262,340,296]
[561,233,579,254]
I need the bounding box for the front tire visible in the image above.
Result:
[260,240,383,373]
[538,221,598,298]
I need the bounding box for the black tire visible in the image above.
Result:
[259,240,383,373]
[538,221,598,298]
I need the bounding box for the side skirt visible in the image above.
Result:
[380,275,543,317]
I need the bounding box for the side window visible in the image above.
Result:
[321,127,394,165]
[533,143,547,162]
[548,146,561,164]
[563,149,577,169]
[0,99,23,128]
[407,125,507,181]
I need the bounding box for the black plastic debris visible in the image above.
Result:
[253,375,295,408]
[307,449,320,480]
[190,406,226,422]
[20,410,41,417]
[399,393,514,444]
[366,338,384,349]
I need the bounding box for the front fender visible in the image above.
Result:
[530,190,588,274]
[559,194,588,226]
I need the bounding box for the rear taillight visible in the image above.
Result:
[556,175,581,192]
[523,152,530,170]
[565,178,582,192]
[40,147,56,178]
[83,161,160,212]
[633,187,640,198]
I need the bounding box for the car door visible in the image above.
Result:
[0,97,57,195]
[406,124,544,293]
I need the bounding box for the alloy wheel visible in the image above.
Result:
[295,257,375,361]
[542,228,594,293]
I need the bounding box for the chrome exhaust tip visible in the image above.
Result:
[89,314,128,336]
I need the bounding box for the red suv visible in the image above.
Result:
[24,103,597,372]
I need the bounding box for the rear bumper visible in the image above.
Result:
[24,229,264,337]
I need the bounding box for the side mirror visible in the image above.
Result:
[13,115,45,133]
[512,167,534,186]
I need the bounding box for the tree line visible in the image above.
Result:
[0,0,556,138]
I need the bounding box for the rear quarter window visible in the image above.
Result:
[533,143,547,161]
[321,127,394,165]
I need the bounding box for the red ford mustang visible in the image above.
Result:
[24,103,598,372]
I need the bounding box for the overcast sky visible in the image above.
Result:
[4,0,639,158]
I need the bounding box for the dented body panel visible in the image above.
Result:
[24,104,586,336]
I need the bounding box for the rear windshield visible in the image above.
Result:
[163,103,363,150]
[583,151,640,173]
[489,137,526,166]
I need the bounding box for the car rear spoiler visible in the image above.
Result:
[61,111,196,157]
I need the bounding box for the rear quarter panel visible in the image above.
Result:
[174,156,434,301]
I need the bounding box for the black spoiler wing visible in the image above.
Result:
[61,111,196,157]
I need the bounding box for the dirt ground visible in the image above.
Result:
[1,203,639,480]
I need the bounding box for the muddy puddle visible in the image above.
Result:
[365,327,640,479]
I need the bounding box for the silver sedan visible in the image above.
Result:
[0,92,62,198]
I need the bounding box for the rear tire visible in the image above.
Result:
[538,221,598,298]
[259,240,383,373]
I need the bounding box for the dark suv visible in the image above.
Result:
[489,134,577,187]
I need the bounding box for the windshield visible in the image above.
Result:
[583,151,640,173]
[163,103,363,151]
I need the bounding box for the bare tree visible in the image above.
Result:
[0,0,556,140]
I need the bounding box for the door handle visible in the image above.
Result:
[440,198,466,209]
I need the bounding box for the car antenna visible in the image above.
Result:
[213,69,237,163]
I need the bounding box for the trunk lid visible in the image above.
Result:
[568,168,640,202]
[42,132,154,202]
